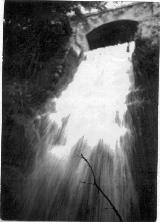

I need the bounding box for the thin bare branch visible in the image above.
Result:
[81,154,96,184]
[81,153,124,222]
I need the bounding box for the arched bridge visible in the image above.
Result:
[70,2,159,54]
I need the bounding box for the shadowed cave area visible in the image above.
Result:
[87,20,138,50]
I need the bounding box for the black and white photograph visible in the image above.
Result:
[1,1,159,221]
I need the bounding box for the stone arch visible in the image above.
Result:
[86,20,138,50]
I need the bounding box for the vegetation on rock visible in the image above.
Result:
[3,1,107,117]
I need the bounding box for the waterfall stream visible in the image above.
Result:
[23,42,139,221]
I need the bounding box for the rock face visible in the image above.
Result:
[131,11,159,221]
[130,34,159,221]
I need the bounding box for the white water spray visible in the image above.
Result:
[48,42,134,159]
[23,42,138,221]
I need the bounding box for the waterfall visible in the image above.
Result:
[22,42,139,221]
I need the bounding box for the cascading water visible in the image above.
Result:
[23,42,139,221]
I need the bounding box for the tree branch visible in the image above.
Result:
[81,153,124,222]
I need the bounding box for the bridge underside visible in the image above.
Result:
[87,20,138,50]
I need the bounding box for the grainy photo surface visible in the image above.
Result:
[2,1,159,221]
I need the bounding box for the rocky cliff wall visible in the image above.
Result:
[128,13,159,221]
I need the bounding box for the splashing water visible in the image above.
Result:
[23,42,139,221]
